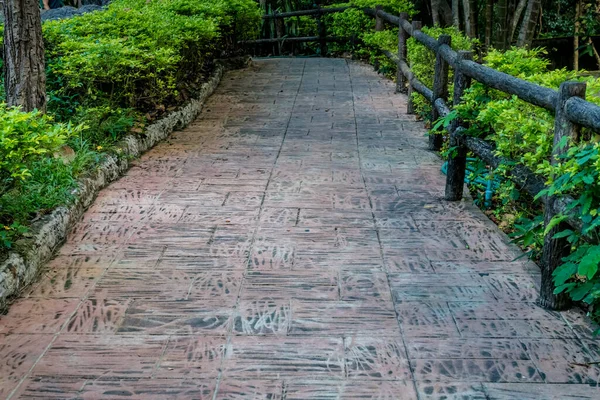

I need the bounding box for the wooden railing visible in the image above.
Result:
[241,6,350,55]
[242,5,600,311]
[365,6,600,311]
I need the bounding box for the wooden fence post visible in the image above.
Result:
[396,12,409,94]
[407,21,422,114]
[539,81,587,310]
[430,34,451,151]
[445,50,473,201]
[375,5,384,31]
[316,3,327,56]
[275,11,284,56]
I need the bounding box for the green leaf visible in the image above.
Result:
[552,229,573,239]
[553,262,577,286]
[577,152,595,166]
[571,282,593,301]
[578,246,600,280]
[554,282,576,295]
[543,215,567,236]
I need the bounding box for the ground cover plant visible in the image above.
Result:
[0,0,260,252]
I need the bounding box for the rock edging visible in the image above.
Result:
[0,57,250,311]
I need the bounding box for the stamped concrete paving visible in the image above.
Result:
[2,58,600,399]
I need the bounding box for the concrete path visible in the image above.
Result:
[1,58,600,399]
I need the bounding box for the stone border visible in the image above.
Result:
[0,57,251,311]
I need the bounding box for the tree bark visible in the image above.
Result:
[463,0,477,38]
[485,0,494,51]
[574,0,581,71]
[509,0,528,43]
[439,0,453,26]
[431,0,453,27]
[494,0,509,50]
[452,0,460,28]
[431,0,441,25]
[2,0,47,112]
[589,38,600,70]
[517,0,541,48]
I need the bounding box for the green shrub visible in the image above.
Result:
[0,105,81,184]
[450,47,600,324]
[0,0,261,251]
[43,0,260,112]
[326,6,372,54]
[362,29,399,75]
[541,141,600,327]
[325,1,414,55]
[350,0,415,14]
[407,25,475,120]
[0,106,85,247]
[457,48,600,174]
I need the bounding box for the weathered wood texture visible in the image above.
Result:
[396,12,409,94]
[374,5,384,31]
[375,7,400,25]
[445,51,473,201]
[378,7,600,132]
[241,36,349,45]
[463,136,546,197]
[316,4,327,56]
[262,6,349,19]
[406,20,422,115]
[382,50,433,102]
[539,82,586,310]
[463,134,583,233]
[430,35,451,151]
[565,96,600,132]
[458,59,557,110]
[2,0,46,112]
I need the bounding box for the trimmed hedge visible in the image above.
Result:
[0,0,260,251]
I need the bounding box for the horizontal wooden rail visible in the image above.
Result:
[375,8,600,131]
[254,6,350,56]
[565,96,600,131]
[364,5,600,311]
[381,50,433,101]
[460,133,583,232]
[240,36,350,45]
[262,6,349,19]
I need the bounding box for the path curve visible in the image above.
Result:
[1,58,599,399]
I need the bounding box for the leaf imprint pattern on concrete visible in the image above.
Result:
[1,58,600,399]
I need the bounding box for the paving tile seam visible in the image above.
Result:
[346,59,422,398]
[5,251,119,399]
[212,60,308,400]
[3,59,600,399]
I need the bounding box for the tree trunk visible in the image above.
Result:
[485,0,494,51]
[463,0,477,38]
[509,0,528,43]
[589,38,600,70]
[2,0,46,112]
[574,0,581,71]
[439,0,453,26]
[431,0,441,25]
[517,0,541,48]
[452,0,460,28]
[494,0,509,50]
[431,0,453,27]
